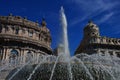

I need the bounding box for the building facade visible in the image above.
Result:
[0,14,52,62]
[75,21,120,57]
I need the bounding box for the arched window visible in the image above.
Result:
[26,51,33,62]
[10,49,18,58]
[9,49,19,64]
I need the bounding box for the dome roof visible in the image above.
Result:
[84,20,99,31]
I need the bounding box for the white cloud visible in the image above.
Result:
[70,0,118,12]
[97,12,114,24]
[67,0,119,26]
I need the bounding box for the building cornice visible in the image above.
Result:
[0,16,41,31]
[0,33,52,51]
[88,36,120,46]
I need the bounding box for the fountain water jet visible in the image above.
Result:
[59,6,73,80]
[60,6,70,58]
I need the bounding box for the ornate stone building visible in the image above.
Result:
[75,21,120,57]
[0,14,52,62]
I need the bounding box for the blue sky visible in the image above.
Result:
[0,0,120,56]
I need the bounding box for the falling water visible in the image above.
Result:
[49,55,60,80]
[74,56,94,80]
[27,55,47,80]
[8,55,37,80]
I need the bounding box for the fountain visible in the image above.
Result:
[60,6,70,57]
[0,7,120,80]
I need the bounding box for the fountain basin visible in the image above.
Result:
[6,61,119,80]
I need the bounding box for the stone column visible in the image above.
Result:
[8,26,13,34]
[5,48,9,60]
[19,49,22,63]
[1,48,3,60]
[3,48,7,61]
[24,49,28,64]
[18,48,21,64]
[2,48,5,60]
[22,49,25,64]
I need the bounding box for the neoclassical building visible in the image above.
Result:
[75,21,120,57]
[0,14,52,62]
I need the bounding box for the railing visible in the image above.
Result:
[89,36,120,46]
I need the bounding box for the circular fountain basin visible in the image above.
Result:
[6,61,120,80]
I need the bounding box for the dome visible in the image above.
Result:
[83,20,100,38]
[84,20,99,31]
